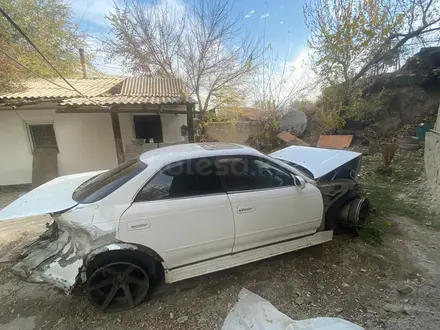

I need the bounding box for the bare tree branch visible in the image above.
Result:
[102,0,263,116]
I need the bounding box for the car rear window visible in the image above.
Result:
[73,158,147,204]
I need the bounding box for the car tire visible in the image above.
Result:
[85,251,160,312]
[398,143,420,150]
[397,136,420,150]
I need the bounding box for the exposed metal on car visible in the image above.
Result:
[270,146,362,180]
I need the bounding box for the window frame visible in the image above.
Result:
[25,121,58,152]
[133,157,227,203]
[218,155,295,194]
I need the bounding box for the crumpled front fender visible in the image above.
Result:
[12,222,83,293]
[12,218,127,294]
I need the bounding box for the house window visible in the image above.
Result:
[134,115,163,143]
[28,124,58,149]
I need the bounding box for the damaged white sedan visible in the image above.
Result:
[0,143,369,311]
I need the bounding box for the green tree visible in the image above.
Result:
[305,0,439,88]
[304,0,440,130]
[0,0,89,92]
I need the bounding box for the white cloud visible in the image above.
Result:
[280,21,284,24]
[261,12,269,19]
[72,0,119,27]
[244,9,255,18]
[284,47,319,100]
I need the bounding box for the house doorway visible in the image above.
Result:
[134,115,163,143]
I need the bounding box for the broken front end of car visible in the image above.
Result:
[271,146,371,234]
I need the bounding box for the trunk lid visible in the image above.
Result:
[0,171,104,221]
[270,146,362,181]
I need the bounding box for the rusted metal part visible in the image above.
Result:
[339,198,370,234]
[317,135,353,149]
[277,131,310,146]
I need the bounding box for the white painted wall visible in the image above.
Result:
[161,114,187,142]
[0,111,34,185]
[119,113,135,150]
[55,113,118,175]
[0,109,118,185]
[0,109,187,186]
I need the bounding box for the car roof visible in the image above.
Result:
[139,142,261,165]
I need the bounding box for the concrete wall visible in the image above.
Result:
[424,104,440,206]
[0,111,34,185]
[205,121,258,144]
[0,109,118,185]
[161,114,186,142]
[119,113,136,150]
[0,110,187,186]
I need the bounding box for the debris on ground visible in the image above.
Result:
[277,131,310,146]
[316,135,353,149]
[222,288,364,330]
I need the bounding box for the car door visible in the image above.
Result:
[119,158,235,269]
[218,156,323,253]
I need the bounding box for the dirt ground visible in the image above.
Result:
[0,191,439,330]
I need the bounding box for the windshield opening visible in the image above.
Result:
[72,158,147,204]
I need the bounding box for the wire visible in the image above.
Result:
[0,47,77,92]
[0,7,107,108]
[0,7,88,98]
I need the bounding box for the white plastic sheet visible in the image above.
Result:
[222,288,364,330]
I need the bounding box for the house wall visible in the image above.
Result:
[119,113,136,149]
[0,109,188,186]
[0,111,34,185]
[0,109,118,186]
[161,114,187,142]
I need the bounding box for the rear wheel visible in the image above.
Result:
[86,261,150,312]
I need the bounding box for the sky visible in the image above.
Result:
[71,0,311,76]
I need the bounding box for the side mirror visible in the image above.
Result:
[293,175,306,189]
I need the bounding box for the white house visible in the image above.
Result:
[0,77,195,187]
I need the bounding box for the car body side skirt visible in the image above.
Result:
[164,230,333,283]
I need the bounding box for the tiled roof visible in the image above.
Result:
[120,77,184,96]
[61,96,184,106]
[61,77,192,106]
[0,76,194,106]
[0,78,124,100]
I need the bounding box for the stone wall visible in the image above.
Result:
[424,104,440,206]
[205,121,259,144]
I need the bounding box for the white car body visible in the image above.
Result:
[0,143,366,308]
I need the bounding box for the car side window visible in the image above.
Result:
[220,156,294,192]
[135,158,224,202]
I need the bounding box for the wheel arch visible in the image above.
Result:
[82,243,165,282]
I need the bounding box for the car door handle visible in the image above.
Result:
[128,221,151,230]
[238,206,255,214]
